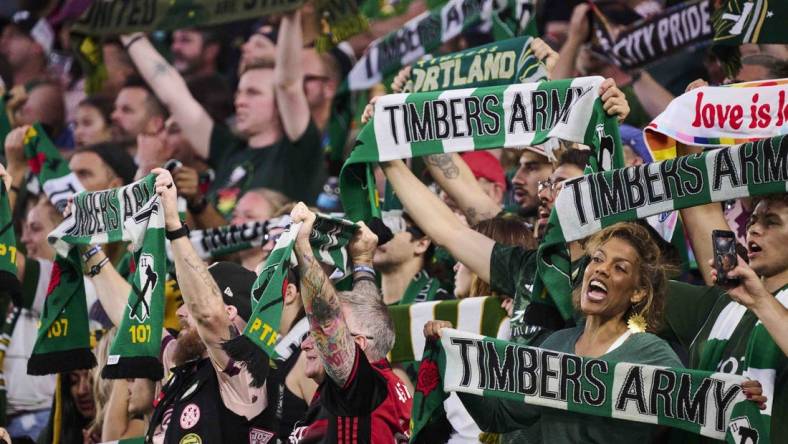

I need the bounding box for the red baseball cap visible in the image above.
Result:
[460,152,507,190]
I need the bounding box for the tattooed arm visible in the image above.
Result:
[292,203,356,386]
[424,153,502,225]
[120,34,213,158]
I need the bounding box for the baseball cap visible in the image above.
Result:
[461,151,506,190]
[208,262,255,322]
[10,10,54,54]
[619,124,653,163]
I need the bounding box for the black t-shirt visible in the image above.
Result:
[208,122,326,217]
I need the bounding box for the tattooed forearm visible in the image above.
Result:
[297,247,356,385]
[173,238,225,322]
[426,154,459,179]
[152,61,171,78]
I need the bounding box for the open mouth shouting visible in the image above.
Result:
[747,240,762,260]
[586,279,608,302]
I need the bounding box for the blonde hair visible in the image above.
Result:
[89,327,117,434]
[575,222,671,332]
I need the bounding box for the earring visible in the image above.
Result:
[627,311,648,333]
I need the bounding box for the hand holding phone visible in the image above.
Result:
[712,230,740,287]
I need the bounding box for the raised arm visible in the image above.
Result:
[154,168,233,367]
[348,221,382,300]
[424,153,502,225]
[101,379,146,441]
[291,203,356,386]
[121,34,213,158]
[275,10,311,141]
[381,160,495,282]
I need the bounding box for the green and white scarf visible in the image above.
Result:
[0,182,19,303]
[411,329,769,443]
[698,287,788,442]
[47,175,167,380]
[712,0,788,76]
[184,220,270,260]
[223,215,359,386]
[591,0,714,71]
[24,123,84,213]
[644,79,788,161]
[347,0,534,90]
[535,134,788,321]
[405,32,547,93]
[388,296,508,363]
[340,76,623,221]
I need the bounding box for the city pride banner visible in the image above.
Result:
[410,329,770,443]
[644,78,788,161]
[592,0,714,70]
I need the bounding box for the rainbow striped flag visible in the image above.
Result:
[644,78,788,160]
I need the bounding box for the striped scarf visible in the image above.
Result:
[411,329,769,443]
[46,175,167,380]
[23,123,84,212]
[340,76,623,221]
[536,134,788,321]
[223,216,359,386]
[644,79,788,161]
[388,296,508,363]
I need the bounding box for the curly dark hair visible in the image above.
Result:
[574,222,673,333]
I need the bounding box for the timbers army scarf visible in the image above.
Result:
[535,134,788,323]
[340,76,624,221]
[712,0,788,76]
[23,123,84,213]
[388,296,508,363]
[644,78,788,161]
[223,215,359,386]
[46,175,167,380]
[404,29,547,93]
[347,0,535,90]
[591,0,714,71]
[411,329,770,443]
[695,286,788,442]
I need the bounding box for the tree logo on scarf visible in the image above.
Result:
[728,416,759,444]
[129,253,157,322]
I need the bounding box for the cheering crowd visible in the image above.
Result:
[0,0,786,443]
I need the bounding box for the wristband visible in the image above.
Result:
[123,33,145,50]
[87,257,110,277]
[166,223,190,241]
[353,265,376,276]
[82,245,102,263]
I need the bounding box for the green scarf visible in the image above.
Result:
[411,329,770,443]
[388,296,507,363]
[405,30,546,93]
[340,76,623,221]
[534,134,788,321]
[186,220,271,260]
[347,0,534,90]
[0,182,19,306]
[23,123,85,212]
[223,215,359,386]
[712,0,788,76]
[48,175,167,380]
[591,0,714,71]
[397,270,447,305]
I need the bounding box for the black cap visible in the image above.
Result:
[77,141,136,186]
[208,262,255,322]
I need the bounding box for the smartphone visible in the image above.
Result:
[712,230,739,287]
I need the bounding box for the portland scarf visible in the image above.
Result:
[223,215,359,386]
[340,76,623,221]
[23,123,85,213]
[411,329,769,443]
[405,32,547,93]
[644,78,788,161]
[536,134,788,321]
[712,0,788,76]
[698,287,788,442]
[592,0,714,70]
[47,175,167,380]
[388,296,508,363]
[347,0,534,91]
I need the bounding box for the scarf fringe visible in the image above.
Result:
[101,356,163,381]
[27,348,96,375]
[221,335,270,388]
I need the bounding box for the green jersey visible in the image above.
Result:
[208,122,325,217]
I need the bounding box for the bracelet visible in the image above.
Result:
[82,245,102,262]
[123,33,145,50]
[353,265,376,276]
[87,257,110,277]
[166,223,190,241]
[187,196,208,214]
